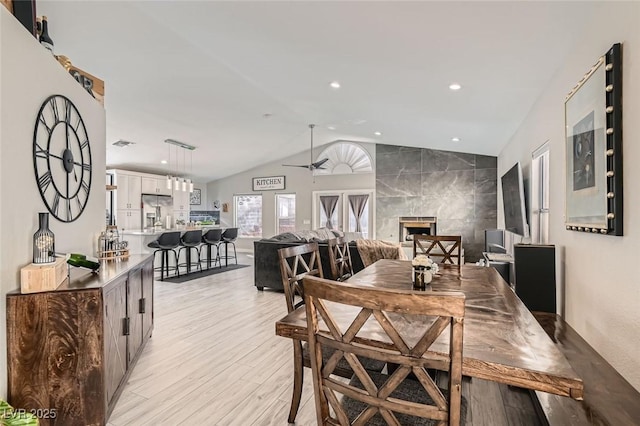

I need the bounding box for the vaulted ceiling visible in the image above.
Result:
[38,1,599,182]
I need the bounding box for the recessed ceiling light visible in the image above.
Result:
[327,126,336,130]
[451,137,461,142]
[449,83,462,91]
[161,160,168,164]
[374,131,382,136]
[330,81,341,89]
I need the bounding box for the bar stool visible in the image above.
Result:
[147,231,181,280]
[220,228,238,267]
[177,230,202,274]
[200,228,223,270]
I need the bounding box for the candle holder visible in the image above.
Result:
[33,212,55,264]
[412,266,434,290]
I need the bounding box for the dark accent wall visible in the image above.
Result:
[376,144,497,262]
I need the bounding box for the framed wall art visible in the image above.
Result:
[190,188,201,205]
[564,43,622,236]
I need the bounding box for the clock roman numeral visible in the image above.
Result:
[35,142,49,159]
[52,193,60,215]
[67,198,72,221]
[82,163,91,171]
[81,180,90,194]
[64,98,71,123]
[49,97,60,122]
[39,115,52,135]
[76,195,83,211]
[38,171,52,192]
[81,140,89,149]
[74,116,82,133]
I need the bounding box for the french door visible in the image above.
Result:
[312,190,375,239]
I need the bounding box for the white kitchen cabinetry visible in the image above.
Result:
[116,209,142,232]
[114,173,142,210]
[141,177,171,196]
[173,189,190,212]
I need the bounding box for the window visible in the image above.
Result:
[234,194,262,237]
[531,143,550,244]
[276,194,296,234]
[313,190,374,239]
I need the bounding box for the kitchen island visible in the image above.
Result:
[122,226,221,255]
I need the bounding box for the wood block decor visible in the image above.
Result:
[20,257,68,294]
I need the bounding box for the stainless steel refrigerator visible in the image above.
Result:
[141,194,173,230]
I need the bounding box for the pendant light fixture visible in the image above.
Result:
[164,138,197,192]
[166,143,172,189]
[188,150,194,193]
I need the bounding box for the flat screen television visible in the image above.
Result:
[501,162,529,237]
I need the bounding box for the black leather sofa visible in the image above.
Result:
[253,235,365,291]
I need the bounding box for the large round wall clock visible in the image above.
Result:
[33,94,92,223]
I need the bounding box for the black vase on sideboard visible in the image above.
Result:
[33,212,55,264]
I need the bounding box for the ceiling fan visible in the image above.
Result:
[282,124,329,171]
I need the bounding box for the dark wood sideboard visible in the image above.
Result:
[6,254,154,426]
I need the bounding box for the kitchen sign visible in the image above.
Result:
[252,175,286,191]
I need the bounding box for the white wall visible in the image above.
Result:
[0,8,106,397]
[498,2,640,391]
[207,142,376,251]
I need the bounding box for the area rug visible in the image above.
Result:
[161,264,250,283]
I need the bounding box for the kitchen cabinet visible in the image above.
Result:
[173,188,190,212]
[114,173,142,210]
[141,177,171,196]
[7,255,154,425]
[116,209,141,231]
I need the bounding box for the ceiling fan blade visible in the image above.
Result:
[282,164,311,169]
[312,158,329,168]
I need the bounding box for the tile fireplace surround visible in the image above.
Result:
[376,144,497,262]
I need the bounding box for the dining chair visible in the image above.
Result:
[413,235,463,274]
[303,276,466,426]
[327,237,354,281]
[277,243,384,423]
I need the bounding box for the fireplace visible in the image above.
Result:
[398,216,437,242]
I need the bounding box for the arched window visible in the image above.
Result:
[314,142,373,175]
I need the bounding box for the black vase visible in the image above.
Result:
[33,212,55,264]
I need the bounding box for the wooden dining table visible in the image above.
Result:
[275,259,584,400]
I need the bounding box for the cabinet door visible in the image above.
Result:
[127,267,144,363]
[141,177,158,194]
[115,174,130,210]
[141,258,154,338]
[157,177,172,196]
[116,210,141,231]
[128,209,142,231]
[127,176,142,209]
[104,276,128,405]
[173,190,190,211]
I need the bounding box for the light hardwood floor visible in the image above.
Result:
[108,254,542,426]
